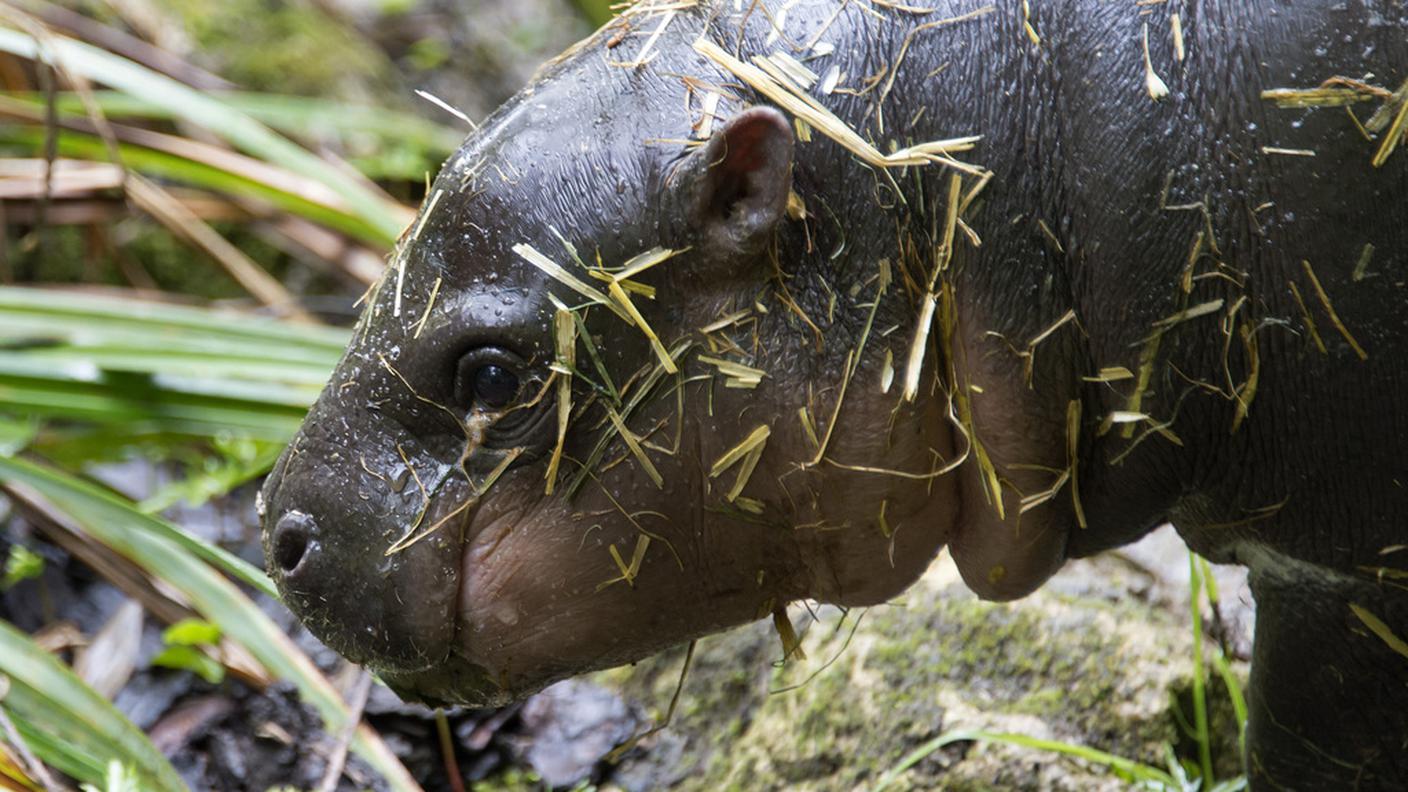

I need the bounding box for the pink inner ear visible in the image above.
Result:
[723,122,771,172]
[691,106,793,249]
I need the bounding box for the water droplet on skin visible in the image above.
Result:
[490,600,520,626]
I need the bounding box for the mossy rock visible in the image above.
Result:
[595,551,1247,791]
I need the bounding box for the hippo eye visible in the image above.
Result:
[454,348,527,413]
[472,364,519,409]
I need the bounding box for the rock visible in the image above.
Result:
[595,538,1248,791]
[513,680,644,788]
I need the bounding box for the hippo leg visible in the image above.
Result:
[1244,550,1408,790]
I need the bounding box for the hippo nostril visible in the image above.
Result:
[272,512,315,574]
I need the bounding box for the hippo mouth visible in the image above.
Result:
[375,487,533,708]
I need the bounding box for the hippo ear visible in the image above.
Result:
[680,106,795,258]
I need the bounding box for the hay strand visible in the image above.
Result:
[693,36,985,174]
[1300,260,1367,360]
[514,243,628,320]
[607,406,665,489]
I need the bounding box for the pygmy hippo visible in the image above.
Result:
[260,1,1408,788]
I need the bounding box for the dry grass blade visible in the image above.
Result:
[1066,399,1086,528]
[126,174,313,322]
[1352,243,1375,282]
[699,308,752,334]
[772,607,807,662]
[605,639,695,764]
[1371,80,1408,168]
[807,349,854,466]
[725,441,765,501]
[608,280,678,374]
[616,246,686,280]
[607,407,665,488]
[513,243,627,321]
[0,157,121,198]
[412,277,443,339]
[566,339,692,499]
[1261,87,1383,108]
[883,6,999,105]
[1141,22,1169,101]
[1082,366,1134,383]
[797,405,820,450]
[765,51,818,90]
[1287,280,1327,355]
[693,37,984,174]
[414,88,477,130]
[395,188,444,317]
[1348,603,1408,660]
[1153,299,1224,329]
[545,308,576,494]
[473,447,523,497]
[597,534,652,591]
[1020,0,1040,46]
[904,173,962,402]
[698,354,765,388]
[1300,260,1367,360]
[710,424,771,478]
[902,293,938,402]
[313,671,374,792]
[1229,319,1260,434]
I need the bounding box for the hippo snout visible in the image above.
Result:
[259,430,470,675]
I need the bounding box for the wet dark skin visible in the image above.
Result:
[261,2,1408,788]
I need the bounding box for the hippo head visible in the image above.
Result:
[259,22,1068,707]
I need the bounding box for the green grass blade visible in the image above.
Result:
[0,455,274,597]
[0,126,396,247]
[871,729,983,792]
[6,89,465,159]
[0,457,422,792]
[0,27,406,245]
[0,286,349,348]
[872,729,1179,791]
[0,370,311,441]
[0,287,350,354]
[1212,652,1248,756]
[0,288,339,442]
[1188,552,1214,783]
[0,620,186,791]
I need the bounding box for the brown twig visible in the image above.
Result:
[434,709,466,792]
[314,669,374,792]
